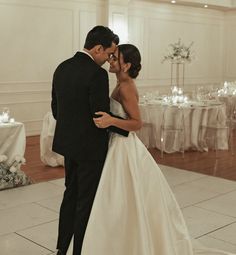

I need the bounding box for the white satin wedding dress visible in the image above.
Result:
[81,98,234,255]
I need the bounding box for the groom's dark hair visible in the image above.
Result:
[84,25,119,50]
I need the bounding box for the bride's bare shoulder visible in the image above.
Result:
[119,80,138,100]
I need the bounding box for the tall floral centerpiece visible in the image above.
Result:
[162,39,194,89]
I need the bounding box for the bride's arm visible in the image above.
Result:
[93,84,142,131]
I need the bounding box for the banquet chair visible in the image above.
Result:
[160,105,185,158]
[198,107,229,157]
[136,122,156,148]
[40,112,64,167]
[136,103,158,148]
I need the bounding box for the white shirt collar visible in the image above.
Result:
[82,49,94,61]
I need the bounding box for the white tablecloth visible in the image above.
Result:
[136,101,228,153]
[0,122,26,163]
[40,112,64,167]
[41,101,228,164]
[218,95,236,118]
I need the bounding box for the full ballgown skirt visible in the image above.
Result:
[81,98,234,255]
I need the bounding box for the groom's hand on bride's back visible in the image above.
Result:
[93,112,112,128]
[93,112,129,137]
[108,112,129,137]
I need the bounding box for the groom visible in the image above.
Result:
[51,26,128,255]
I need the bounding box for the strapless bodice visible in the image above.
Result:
[110,97,128,119]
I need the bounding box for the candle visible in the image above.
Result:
[2,113,9,123]
[179,95,184,103]
[171,86,178,95]
[163,96,169,103]
[172,96,178,104]
[178,88,183,95]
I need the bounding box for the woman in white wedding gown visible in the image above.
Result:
[81,44,234,255]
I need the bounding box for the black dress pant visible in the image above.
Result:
[56,157,105,255]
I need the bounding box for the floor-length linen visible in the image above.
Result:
[81,98,234,255]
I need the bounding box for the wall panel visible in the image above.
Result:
[128,2,225,92]
[0,0,104,135]
[224,11,236,80]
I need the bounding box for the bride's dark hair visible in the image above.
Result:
[118,44,141,79]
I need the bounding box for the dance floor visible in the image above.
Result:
[1,135,234,254]
[1,164,236,254]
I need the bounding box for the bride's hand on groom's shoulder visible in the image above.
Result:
[93,112,113,128]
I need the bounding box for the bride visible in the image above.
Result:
[81,44,234,255]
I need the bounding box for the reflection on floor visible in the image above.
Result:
[1,165,236,254]
[22,135,236,183]
[153,147,236,181]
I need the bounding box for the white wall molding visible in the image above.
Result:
[0,90,50,104]
[79,10,97,50]
[0,90,50,95]
[0,82,51,93]
[107,1,129,43]
[0,100,50,106]
[23,119,44,136]
[224,10,236,80]
[0,81,50,84]
[0,0,105,9]
[0,1,74,13]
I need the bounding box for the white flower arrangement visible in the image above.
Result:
[0,155,30,190]
[162,39,194,63]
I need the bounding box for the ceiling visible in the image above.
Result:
[141,0,236,11]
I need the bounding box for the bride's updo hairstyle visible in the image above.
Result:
[118,44,141,79]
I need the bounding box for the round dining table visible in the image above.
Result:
[0,122,26,164]
[136,98,228,153]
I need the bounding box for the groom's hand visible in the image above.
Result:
[93,111,129,137]
[93,113,103,118]
[93,112,113,128]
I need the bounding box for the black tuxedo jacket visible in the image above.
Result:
[51,52,128,162]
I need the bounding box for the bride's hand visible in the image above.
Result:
[93,111,113,128]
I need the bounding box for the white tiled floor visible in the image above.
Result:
[1,165,236,254]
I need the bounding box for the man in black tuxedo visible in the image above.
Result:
[51,26,128,255]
